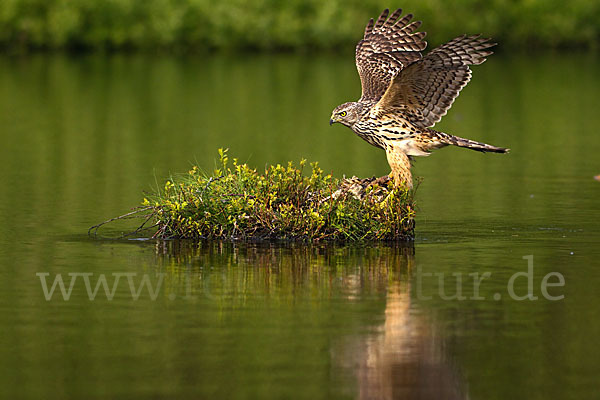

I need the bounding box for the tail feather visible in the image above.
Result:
[444,134,509,154]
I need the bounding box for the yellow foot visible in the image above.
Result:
[385,146,413,189]
[389,173,413,189]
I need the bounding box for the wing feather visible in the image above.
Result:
[375,35,496,127]
[373,9,389,30]
[356,9,427,102]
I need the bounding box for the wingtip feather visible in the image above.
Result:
[364,18,374,36]
[374,9,390,30]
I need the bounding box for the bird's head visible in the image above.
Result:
[330,102,361,128]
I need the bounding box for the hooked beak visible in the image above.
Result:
[329,118,335,126]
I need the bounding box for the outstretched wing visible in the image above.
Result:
[375,35,496,128]
[356,8,427,102]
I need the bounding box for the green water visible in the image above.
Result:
[1,52,599,399]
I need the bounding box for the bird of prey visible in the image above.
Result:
[329,8,508,187]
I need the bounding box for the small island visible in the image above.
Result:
[91,149,415,241]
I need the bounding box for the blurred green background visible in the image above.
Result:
[1,0,598,51]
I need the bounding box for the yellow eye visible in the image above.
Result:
[339,111,347,117]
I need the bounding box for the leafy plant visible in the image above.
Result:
[105,149,415,241]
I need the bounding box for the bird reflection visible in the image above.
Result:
[336,247,466,400]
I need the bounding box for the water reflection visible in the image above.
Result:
[330,245,465,400]
[153,241,465,399]
[152,240,415,302]
[343,287,465,400]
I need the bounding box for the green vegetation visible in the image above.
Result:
[106,149,415,241]
[1,0,598,51]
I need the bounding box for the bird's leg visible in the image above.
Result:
[385,146,413,188]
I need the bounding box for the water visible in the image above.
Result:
[1,52,599,399]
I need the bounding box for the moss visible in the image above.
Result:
[138,149,414,241]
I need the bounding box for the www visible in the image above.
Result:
[36,273,164,301]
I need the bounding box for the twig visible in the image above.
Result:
[88,206,152,237]
[202,175,224,191]
[119,210,159,238]
[226,193,256,198]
